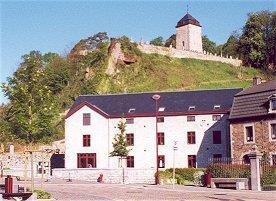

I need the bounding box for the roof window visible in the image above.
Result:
[158,107,165,112]
[128,108,136,113]
[214,105,221,110]
[269,94,276,113]
[188,106,195,111]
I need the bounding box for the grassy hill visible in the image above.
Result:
[58,37,268,109]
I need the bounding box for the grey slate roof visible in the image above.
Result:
[229,80,276,120]
[67,88,242,118]
[176,13,201,28]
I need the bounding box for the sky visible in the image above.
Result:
[0,0,275,104]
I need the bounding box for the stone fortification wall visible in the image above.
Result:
[52,168,155,184]
[138,43,242,67]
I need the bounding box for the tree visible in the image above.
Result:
[85,32,109,51]
[110,118,130,167]
[1,51,59,144]
[164,34,176,48]
[222,34,239,58]
[150,36,164,46]
[202,35,217,54]
[238,11,275,71]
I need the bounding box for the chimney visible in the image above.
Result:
[253,77,262,86]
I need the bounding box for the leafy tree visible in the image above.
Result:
[238,11,275,72]
[164,34,176,48]
[110,118,130,167]
[202,35,217,54]
[150,36,164,46]
[222,35,239,58]
[1,51,59,144]
[85,32,109,51]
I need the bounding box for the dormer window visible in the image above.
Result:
[158,107,165,112]
[214,105,221,110]
[269,94,276,113]
[188,106,195,111]
[128,108,135,113]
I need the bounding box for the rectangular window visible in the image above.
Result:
[245,126,254,142]
[127,156,134,168]
[126,133,134,146]
[188,155,196,168]
[157,132,165,145]
[213,131,222,144]
[77,153,96,168]
[187,116,195,122]
[83,113,91,125]
[187,131,196,144]
[272,155,276,166]
[213,154,222,159]
[126,118,134,124]
[158,155,165,168]
[270,123,276,140]
[157,117,164,123]
[212,115,221,121]
[83,135,91,147]
[272,100,276,110]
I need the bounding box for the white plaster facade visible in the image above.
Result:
[65,105,230,170]
[176,24,203,53]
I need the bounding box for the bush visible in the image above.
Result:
[206,164,250,178]
[167,168,205,181]
[34,189,51,199]
[262,166,276,185]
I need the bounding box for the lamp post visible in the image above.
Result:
[152,94,160,185]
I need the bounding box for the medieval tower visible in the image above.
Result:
[175,13,203,53]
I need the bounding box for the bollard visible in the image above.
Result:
[5,175,13,194]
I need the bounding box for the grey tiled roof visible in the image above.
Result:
[176,13,201,28]
[229,80,276,120]
[67,88,242,118]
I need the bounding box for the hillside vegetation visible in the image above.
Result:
[0,35,272,145]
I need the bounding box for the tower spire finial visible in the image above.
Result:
[187,5,189,14]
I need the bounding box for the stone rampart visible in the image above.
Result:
[52,168,155,184]
[138,43,242,67]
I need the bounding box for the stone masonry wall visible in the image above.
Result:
[138,43,242,67]
[231,120,276,161]
[52,168,155,184]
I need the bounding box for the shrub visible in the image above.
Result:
[262,166,276,185]
[206,164,250,178]
[193,170,205,186]
[34,189,51,199]
[167,168,205,181]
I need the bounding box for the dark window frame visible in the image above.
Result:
[83,134,91,147]
[126,118,134,124]
[127,156,134,168]
[187,131,196,144]
[157,132,165,145]
[83,113,91,125]
[188,155,196,168]
[77,153,96,168]
[212,115,221,121]
[187,116,195,122]
[158,155,165,168]
[157,117,164,123]
[270,123,276,140]
[245,126,254,142]
[126,133,134,146]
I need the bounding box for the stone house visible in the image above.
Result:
[229,79,276,165]
[64,88,241,170]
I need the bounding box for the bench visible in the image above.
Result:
[211,178,249,190]
[1,192,33,200]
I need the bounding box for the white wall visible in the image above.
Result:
[65,105,229,170]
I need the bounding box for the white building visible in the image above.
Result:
[64,88,241,171]
[176,13,203,53]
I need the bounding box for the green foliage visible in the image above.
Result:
[221,35,239,58]
[34,189,51,199]
[110,119,130,159]
[166,168,205,182]
[202,35,217,54]
[164,34,176,48]
[262,166,276,185]
[1,51,59,143]
[238,11,275,72]
[206,164,251,178]
[150,36,164,46]
[119,36,142,59]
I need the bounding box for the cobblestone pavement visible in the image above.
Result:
[2,179,276,201]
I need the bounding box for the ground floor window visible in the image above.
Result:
[127,156,134,168]
[242,154,250,165]
[272,154,276,166]
[188,155,196,168]
[77,153,96,168]
[158,155,165,168]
